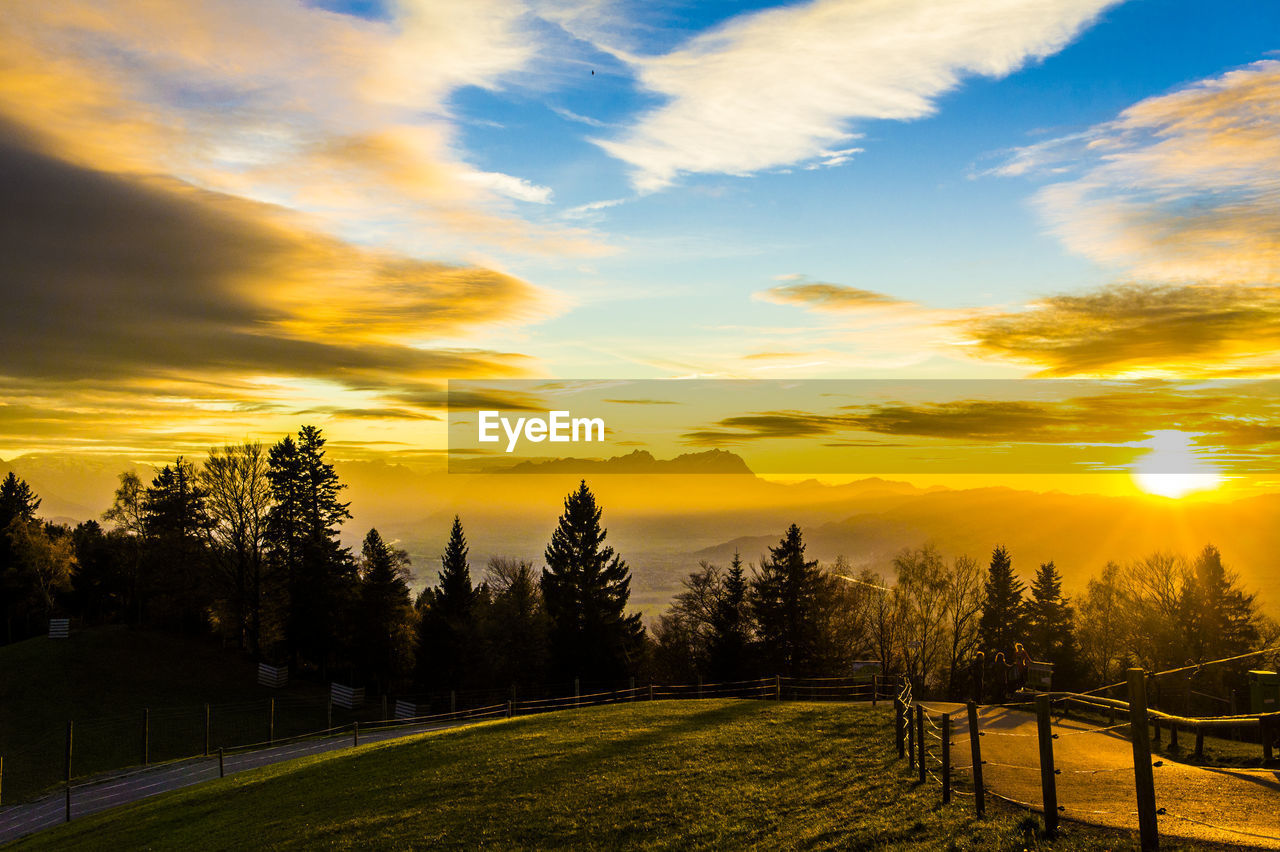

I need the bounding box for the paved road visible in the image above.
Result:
[919,701,1280,849]
[0,719,480,846]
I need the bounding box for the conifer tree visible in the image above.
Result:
[357,528,413,693]
[1025,561,1080,686]
[707,550,753,679]
[0,473,40,527]
[265,426,353,672]
[416,516,478,692]
[978,545,1028,655]
[750,524,824,676]
[541,481,644,682]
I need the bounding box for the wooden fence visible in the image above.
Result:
[894,667,1280,852]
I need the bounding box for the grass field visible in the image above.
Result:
[9,699,1227,851]
[0,626,352,801]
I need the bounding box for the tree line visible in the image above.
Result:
[0,430,645,701]
[652,531,1276,709]
[1,436,1274,708]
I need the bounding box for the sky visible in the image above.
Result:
[2,0,1280,496]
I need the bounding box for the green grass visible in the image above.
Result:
[9,700,1223,851]
[0,626,357,801]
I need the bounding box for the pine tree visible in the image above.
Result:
[142,458,213,631]
[1025,561,1080,687]
[978,545,1028,656]
[265,426,353,672]
[1,473,43,641]
[415,516,478,692]
[750,524,824,676]
[357,528,413,694]
[0,473,40,527]
[706,551,753,679]
[541,481,644,682]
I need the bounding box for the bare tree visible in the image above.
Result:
[894,545,949,692]
[201,442,273,656]
[943,554,983,697]
[1078,561,1125,686]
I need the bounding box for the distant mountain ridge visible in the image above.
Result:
[488,449,754,475]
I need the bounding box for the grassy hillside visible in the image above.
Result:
[0,626,341,800]
[11,700,1201,851]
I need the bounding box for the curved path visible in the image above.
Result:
[0,719,474,846]
[920,701,1280,849]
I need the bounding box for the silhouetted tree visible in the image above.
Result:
[0,472,40,525]
[70,520,130,624]
[706,551,753,680]
[0,472,42,642]
[1077,561,1124,686]
[1026,561,1080,688]
[202,442,273,656]
[541,481,644,682]
[416,516,478,694]
[481,556,548,690]
[142,458,213,632]
[979,545,1028,656]
[265,426,354,673]
[750,524,824,676]
[943,554,983,697]
[357,528,414,694]
[102,470,147,624]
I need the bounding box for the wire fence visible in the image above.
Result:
[0,673,896,808]
[895,665,1280,852]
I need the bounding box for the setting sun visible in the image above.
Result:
[1131,430,1225,498]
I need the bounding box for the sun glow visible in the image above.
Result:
[1131,430,1224,498]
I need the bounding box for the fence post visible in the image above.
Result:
[916,706,926,785]
[1169,722,1178,750]
[204,703,211,757]
[907,701,915,771]
[872,677,878,707]
[65,720,73,784]
[1128,668,1160,852]
[1035,694,1059,837]
[269,698,275,745]
[894,698,905,757]
[218,747,225,778]
[143,708,150,766]
[450,690,456,715]
[775,675,782,701]
[698,677,703,700]
[648,683,655,702]
[1194,726,1204,762]
[353,721,360,747]
[942,712,952,804]
[967,700,985,818]
[575,678,580,708]
[630,676,635,701]
[506,700,513,718]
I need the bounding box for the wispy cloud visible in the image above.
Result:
[755,280,909,312]
[593,0,1119,191]
[0,0,603,257]
[964,283,1280,377]
[999,60,1280,285]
